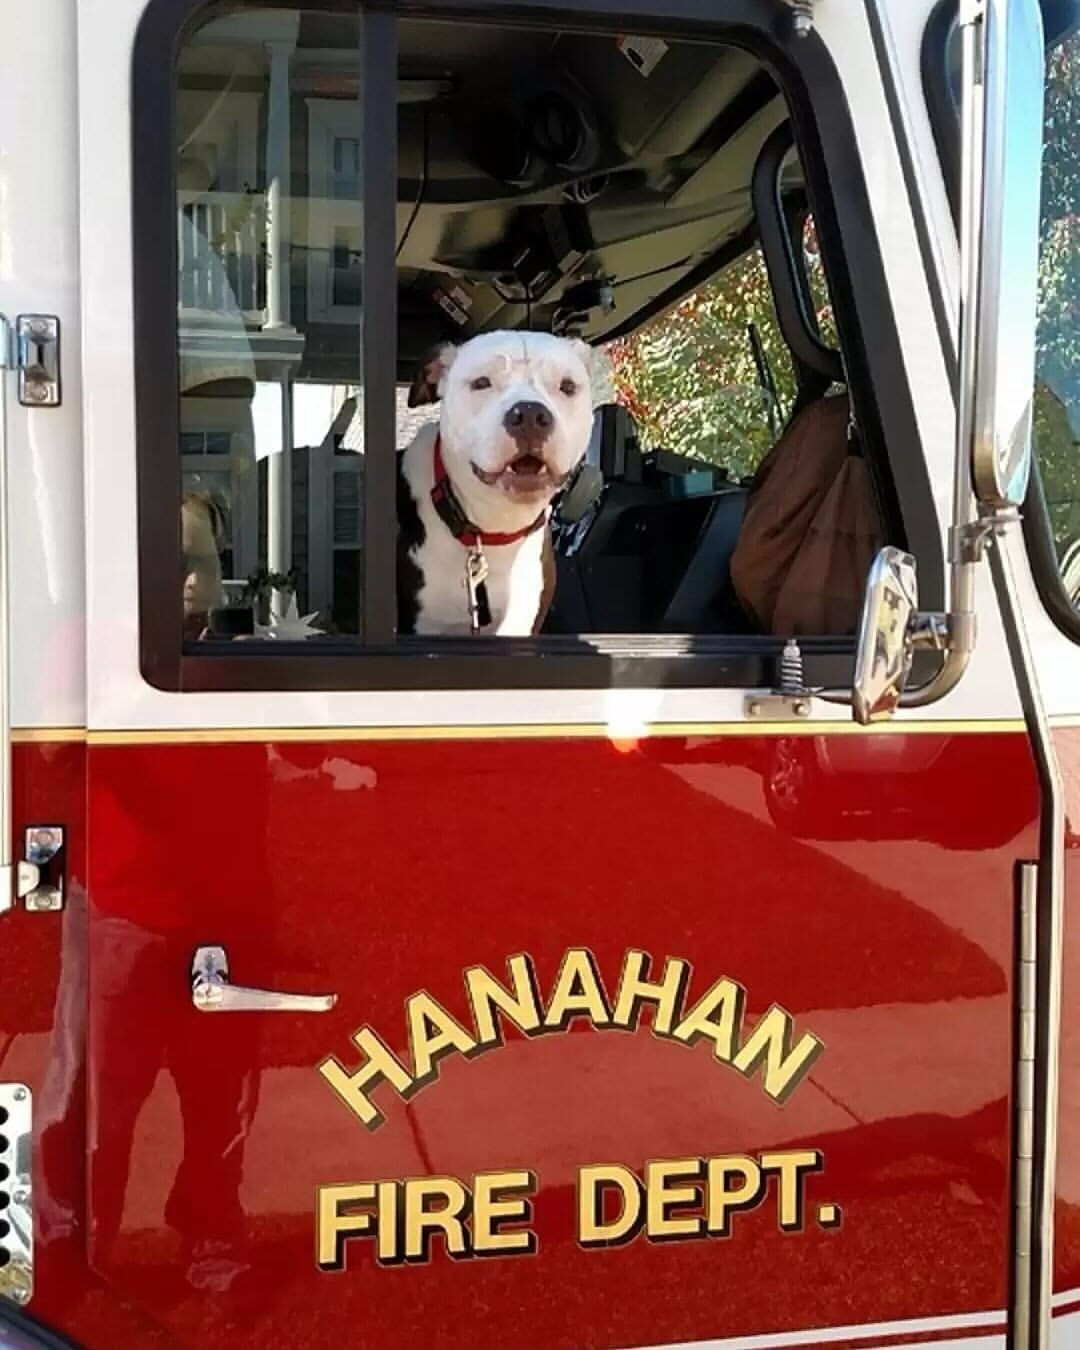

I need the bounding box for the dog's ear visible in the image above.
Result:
[408,342,457,408]
[568,337,594,372]
[568,338,610,407]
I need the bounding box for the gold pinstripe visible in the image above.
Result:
[9,718,1038,746]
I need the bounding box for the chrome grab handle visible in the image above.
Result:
[191,945,337,1013]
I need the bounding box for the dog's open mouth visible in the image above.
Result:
[471,452,566,494]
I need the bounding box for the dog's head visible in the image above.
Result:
[409,331,595,514]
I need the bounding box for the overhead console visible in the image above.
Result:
[393,23,786,366]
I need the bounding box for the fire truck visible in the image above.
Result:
[0,0,1077,1344]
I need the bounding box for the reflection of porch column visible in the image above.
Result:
[265,38,293,330]
[265,36,295,575]
[268,375,293,577]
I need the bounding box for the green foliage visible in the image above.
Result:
[607,226,832,480]
[1034,36,1080,561]
[607,249,797,479]
[610,40,1080,575]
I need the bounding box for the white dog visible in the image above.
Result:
[398,330,595,636]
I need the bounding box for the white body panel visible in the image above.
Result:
[70,0,1028,736]
[0,0,1065,738]
[0,0,86,730]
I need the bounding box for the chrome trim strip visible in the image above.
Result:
[1013,861,1039,1350]
[989,538,1066,1350]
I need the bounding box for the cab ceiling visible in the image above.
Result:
[179,14,802,360]
[388,19,796,354]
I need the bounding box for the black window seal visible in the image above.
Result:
[134,0,942,693]
[751,121,843,386]
[921,0,1080,646]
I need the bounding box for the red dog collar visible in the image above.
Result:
[431,435,546,547]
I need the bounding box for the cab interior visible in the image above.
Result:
[379,17,863,637]
[176,10,891,660]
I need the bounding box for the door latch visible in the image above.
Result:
[15,315,60,408]
[191,945,337,1013]
[16,826,64,912]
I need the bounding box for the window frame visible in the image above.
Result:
[134,0,942,693]
[921,0,1080,645]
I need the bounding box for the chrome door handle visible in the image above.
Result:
[191,945,337,1013]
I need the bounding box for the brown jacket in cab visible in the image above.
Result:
[730,394,883,637]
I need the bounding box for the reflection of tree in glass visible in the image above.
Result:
[1035,35,1080,565]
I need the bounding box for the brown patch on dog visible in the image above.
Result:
[533,530,557,634]
[408,342,457,408]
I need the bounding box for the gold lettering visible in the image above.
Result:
[403,1177,471,1261]
[406,992,477,1085]
[612,951,690,1035]
[318,957,825,1126]
[732,1006,824,1103]
[544,949,612,1030]
[671,978,745,1061]
[318,1028,414,1130]
[577,1164,643,1246]
[317,1183,377,1270]
[376,1179,401,1262]
[761,1149,822,1231]
[705,1155,765,1236]
[644,1158,705,1240]
[472,1170,537,1255]
[465,956,542,1047]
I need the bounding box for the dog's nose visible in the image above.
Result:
[504,401,554,442]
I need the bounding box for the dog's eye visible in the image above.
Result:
[560,378,579,397]
[470,376,492,392]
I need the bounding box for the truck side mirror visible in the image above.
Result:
[852,548,919,723]
[850,0,1046,724]
[966,0,1046,510]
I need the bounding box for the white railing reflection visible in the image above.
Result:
[178,190,267,320]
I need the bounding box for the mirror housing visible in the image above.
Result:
[964,0,1046,509]
[852,549,954,725]
[852,549,918,724]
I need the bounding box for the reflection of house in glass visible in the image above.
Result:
[176,9,403,634]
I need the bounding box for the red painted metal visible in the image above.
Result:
[3,729,1044,1347]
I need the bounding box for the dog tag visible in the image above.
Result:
[465,548,492,631]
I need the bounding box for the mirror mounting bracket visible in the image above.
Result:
[910,611,953,652]
[950,508,1020,566]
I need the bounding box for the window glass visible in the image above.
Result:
[177,11,364,641]
[167,8,871,654]
[1034,29,1080,605]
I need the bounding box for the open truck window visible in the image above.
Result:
[136,1,935,691]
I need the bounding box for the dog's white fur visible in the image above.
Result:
[401,331,594,636]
